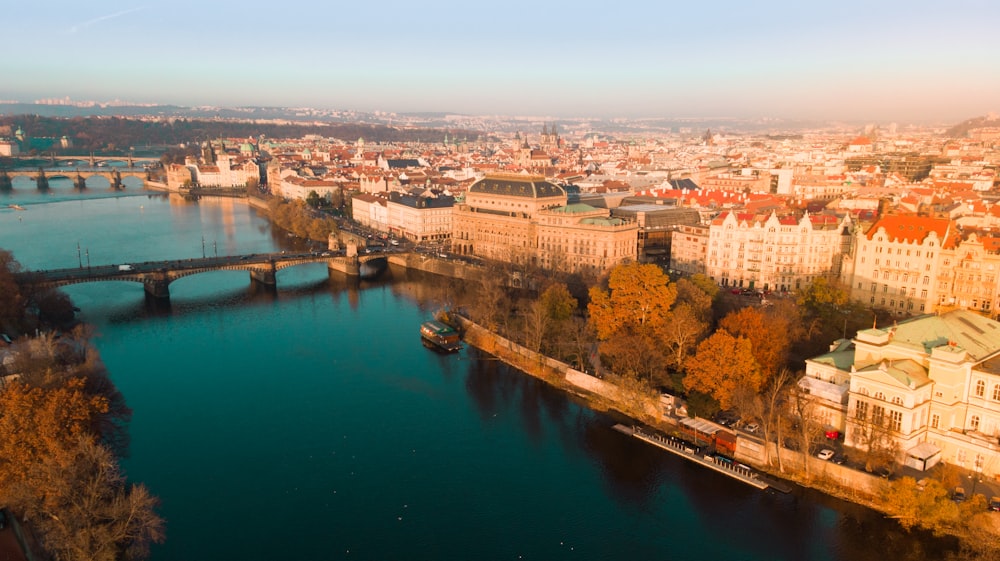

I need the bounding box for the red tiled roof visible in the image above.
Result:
[865,215,951,244]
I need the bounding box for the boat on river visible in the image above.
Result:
[420,320,462,352]
[8,204,25,210]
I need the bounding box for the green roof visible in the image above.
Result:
[881,310,1000,361]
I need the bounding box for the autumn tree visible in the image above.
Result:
[719,306,793,376]
[880,476,960,534]
[0,378,110,518]
[588,263,675,383]
[588,262,676,340]
[683,329,763,410]
[32,438,165,561]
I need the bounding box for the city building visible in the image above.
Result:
[452,174,637,274]
[806,310,1000,478]
[696,210,852,291]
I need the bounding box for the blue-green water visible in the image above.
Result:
[0,189,953,560]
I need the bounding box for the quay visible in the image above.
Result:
[613,424,770,490]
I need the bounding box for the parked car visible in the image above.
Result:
[744,422,759,434]
[953,487,967,502]
[990,496,1000,511]
[816,448,835,461]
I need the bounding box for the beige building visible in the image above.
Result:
[844,215,955,317]
[453,174,637,274]
[536,204,637,275]
[670,224,710,276]
[805,311,1000,478]
[385,192,454,243]
[702,211,852,291]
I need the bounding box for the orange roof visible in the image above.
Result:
[865,215,951,244]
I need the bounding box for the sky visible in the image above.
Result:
[4,0,1000,123]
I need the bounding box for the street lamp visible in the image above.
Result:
[77,242,82,269]
[201,236,206,259]
[214,240,218,258]
[85,248,90,272]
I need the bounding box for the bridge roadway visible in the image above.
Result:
[17,250,391,299]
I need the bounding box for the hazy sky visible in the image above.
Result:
[4,0,999,122]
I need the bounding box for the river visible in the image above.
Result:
[0,184,956,560]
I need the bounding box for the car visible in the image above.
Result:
[832,453,847,465]
[990,496,1000,511]
[744,422,759,434]
[816,448,835,461]
[953,487,967,502]
[0,508,6,529]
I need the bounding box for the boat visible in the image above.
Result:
[8,204,25,211]
[420,320,462,352]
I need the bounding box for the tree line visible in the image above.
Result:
[0,115,482,155]
[0,249,164,560]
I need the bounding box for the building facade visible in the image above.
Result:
[702,211,852,291]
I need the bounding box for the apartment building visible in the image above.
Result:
[844,215,955,316]
[700,211,852,291]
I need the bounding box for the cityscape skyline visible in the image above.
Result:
[4,1,1000,123]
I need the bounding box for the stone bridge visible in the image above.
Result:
[16,251,395,299]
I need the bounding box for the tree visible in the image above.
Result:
[785,382,825,478]
[880,476,960,534]
[0,378,110,518]
[599,328,668,385]
[674,277,714,324]
[588,262,676,340]
[32,438,165,561]
[719,306,792,377]
[0,248,24,330]
[305,190,321,208]
[683,329,762,410]
[659,303,708,379]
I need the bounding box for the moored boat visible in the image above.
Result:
[420,320,462,352]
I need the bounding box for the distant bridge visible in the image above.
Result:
[1,168,150,189]
[15,251,394,299]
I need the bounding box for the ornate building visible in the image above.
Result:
[804,311,1000,478]
[452,174,637,274]
[692,211,852,291]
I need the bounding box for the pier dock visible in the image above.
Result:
[613,424,769,490]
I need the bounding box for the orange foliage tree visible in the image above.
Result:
[587,262,676,340]
[718,306,792,376]
[683,329,763,410]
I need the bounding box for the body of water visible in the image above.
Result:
[0,189,955,560]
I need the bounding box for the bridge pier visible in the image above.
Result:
[250,263,277,286]
[144,279,171,300]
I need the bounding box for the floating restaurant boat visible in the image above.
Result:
[420,320,462,352]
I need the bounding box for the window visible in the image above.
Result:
[889,410,902,432]
[976,380,986,397]
[993,385,1000,401]
[872,405,885,426]
[931,414,940,429]
[970,415,981,431]
[855,400,869,420]
[892,396,903,405]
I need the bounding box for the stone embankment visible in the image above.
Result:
[453,313,887,504]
